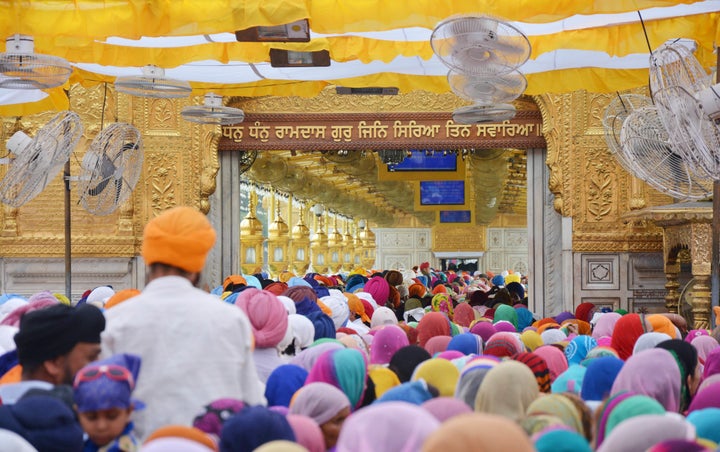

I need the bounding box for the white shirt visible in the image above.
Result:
[101,276,265,439]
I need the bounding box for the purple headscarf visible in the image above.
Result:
[687,381,720,413]
[470,322,497,343]
[290,341,344,372]
[610,348,681,412]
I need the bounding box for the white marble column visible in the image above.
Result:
[527,148,565,317]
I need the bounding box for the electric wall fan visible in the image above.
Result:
[181,93,245,125]
[431,15,530,124]
[0,111,82,207]
[77,122,144,216]
[649,41,720,178]
[0,34,72,89]
[602,94,653,174]
[114,65,192,98]
[620,105,712,200]
[447,68,527,104]
[430,15,531,76]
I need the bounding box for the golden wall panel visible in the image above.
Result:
[535,90,670,253]
[0,84,219,258]
[432,224,486,252]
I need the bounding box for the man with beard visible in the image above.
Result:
[0,303,105,404]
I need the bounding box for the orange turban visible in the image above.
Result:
[409,283,426,299]
[345,292,370,323]
[647,314,677,338]
[144,425,217,450]
[104,288,141,310]
[432,285,448,295]
[141,206,216,273]
[314,275,334,287]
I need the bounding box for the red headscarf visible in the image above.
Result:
[416,312,451,347]
[574,302,596,323]
[453,303,475,328]
[610,313,647,361]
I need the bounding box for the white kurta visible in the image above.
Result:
[101,276,265,439]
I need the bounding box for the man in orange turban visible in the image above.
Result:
[102,206,265,440]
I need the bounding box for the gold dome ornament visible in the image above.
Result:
[290,202,311,275]
[240,190,264,275]
[267,192,290,278]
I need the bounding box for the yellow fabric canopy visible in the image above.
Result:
[0,1,718,115]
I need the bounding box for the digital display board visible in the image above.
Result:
[419,180,465,205]
[440,210,472,223]
[387,150,458,172]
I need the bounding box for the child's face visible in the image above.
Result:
[78,406,133,447]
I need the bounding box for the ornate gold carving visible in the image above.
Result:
[147,152,178,215]
[229,87,504,113]
[692,275,711,329]
[691,223,711,276]
[586,152,616,221]
[665,271,680,312]
[432,224,486,252]
[199,129,221,214]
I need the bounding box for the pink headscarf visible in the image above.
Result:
[422,397,472,422]
[234,288,289,348]
[363,276,390,306]
[592,312,622,340]
[424,336,452,356]
[370,325,410,365]
[691,335,719,368]
[483,332,524,359]
[289,382,351,425]
[610,348,681,412]
[533,345,569,383]
[0,293,58,327]
[286,414,325,452]
[336,401,440,452]
[290,342,344,372]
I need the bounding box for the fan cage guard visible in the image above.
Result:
[115,66,191,99]
[447,68,527,104]
[602,94,654,173]
[452,103,517,124]
[181,105,245,125]
[654,85,720,178]
[0,111,82,207]
[649,42,711,97]
[620,106,713,201]
[431,15,531,76]
[77,123,144,216]
[0,54,72,89]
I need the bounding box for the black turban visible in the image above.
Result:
[14,304,105,366]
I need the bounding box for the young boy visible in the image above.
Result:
[73,353,143,452]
